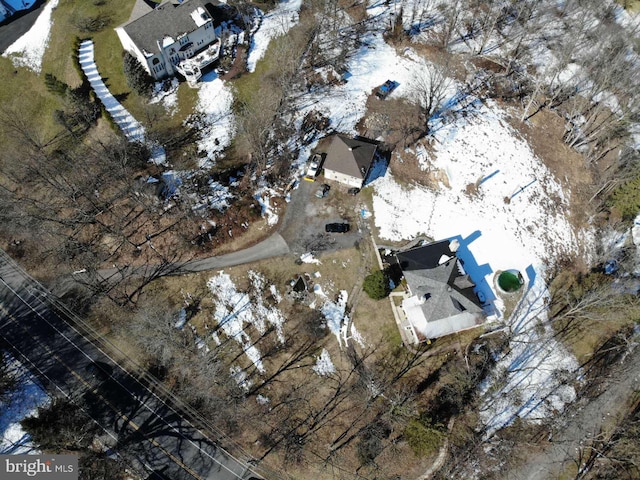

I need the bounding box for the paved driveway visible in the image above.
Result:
[279,178,365,258]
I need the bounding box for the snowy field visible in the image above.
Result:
[0,356,49,454]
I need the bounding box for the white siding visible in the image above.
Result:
[159,23,217,78]
[324,169,363,188]
[116,27,155,77]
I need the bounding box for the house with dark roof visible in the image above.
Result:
[115,0,242,84]
[323,135,377,188]
[395,239,485,343]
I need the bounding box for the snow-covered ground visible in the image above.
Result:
[321,290,349,347]
[207,271,286,375]
[297,33,456,135]
[369,103,590,433]
[150,78,180,115]
[312,348,336,376]
[2,0,59,72]
[0,356,49,454]
[254,183,281,226]
[246,0,303,72]
[193,71,236,169]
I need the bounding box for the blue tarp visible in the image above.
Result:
[2,0,37,13]
[0,0,37,22]
[160,172,182,199]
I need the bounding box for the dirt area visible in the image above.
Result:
[133,239,444,479]
[279,175,366,257]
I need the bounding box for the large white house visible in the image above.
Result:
[115,0,242,84]
[395,240,485,343]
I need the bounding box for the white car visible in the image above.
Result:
[304,154,321,180]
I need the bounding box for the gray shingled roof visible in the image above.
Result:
[120,0,230,56]
[397,241,483,325]
[323,135,377,180]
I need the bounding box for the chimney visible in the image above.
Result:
[449,239,460,253]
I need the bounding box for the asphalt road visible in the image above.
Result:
[0,0,45,53]
[0,252,263,480]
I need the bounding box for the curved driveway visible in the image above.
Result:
[87,177,365,283]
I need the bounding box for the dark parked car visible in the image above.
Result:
[325,223,350,233]
[347,187,360,195]
[315,183,331,198]
[85,360,113,382]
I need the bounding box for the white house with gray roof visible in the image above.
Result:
[116,0,242,83]
[323,135,377,188]
[395,239,485,343]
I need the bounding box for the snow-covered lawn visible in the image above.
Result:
[298,33,456,135]
[193,71,236,169]
[0,356,49,454]
[246,0,303,73]
[207,271,286,375]
[370,100,591,436]
[2,0,59,72]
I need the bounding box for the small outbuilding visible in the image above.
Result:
[323,135,377,188]
[291,275,309,293]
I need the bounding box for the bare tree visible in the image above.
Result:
[435,0,462,48]
[0,129,196,305]
[409,63,453,135]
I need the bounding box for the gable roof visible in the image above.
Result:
[397,240,484,340]
[323,135,377,180]
[119,0,230,57]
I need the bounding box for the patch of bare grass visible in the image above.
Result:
[616,0,640,12]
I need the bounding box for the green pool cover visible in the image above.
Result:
[498,271,523,292]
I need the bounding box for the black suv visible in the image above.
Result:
[325,223,350,233]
